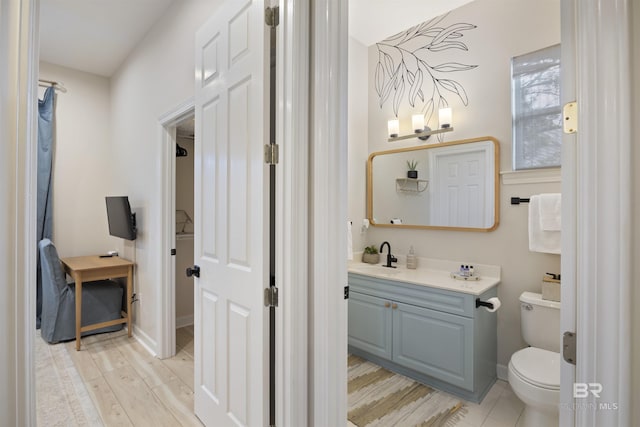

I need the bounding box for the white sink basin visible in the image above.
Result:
[349,263,403,278]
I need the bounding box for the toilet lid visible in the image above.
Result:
[510,347,560,390]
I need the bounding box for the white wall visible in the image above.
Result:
[371,149,432,225]
[38,62,116,257]
[108,0,223,350]
[348,37,369,253]
[349,0,562,369]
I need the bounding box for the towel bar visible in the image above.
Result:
[511,197,530,205]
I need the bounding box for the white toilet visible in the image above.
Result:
[508,292,561,427]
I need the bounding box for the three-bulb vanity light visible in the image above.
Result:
[387,107,454,142]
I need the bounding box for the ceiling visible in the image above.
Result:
[349,0,475,46]
[39,0,174,77]
[39,0,474,78]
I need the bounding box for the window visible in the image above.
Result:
[511,44,561,170]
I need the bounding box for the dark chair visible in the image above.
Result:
[39,239,124,344]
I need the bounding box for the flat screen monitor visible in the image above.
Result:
[105,196,137,240]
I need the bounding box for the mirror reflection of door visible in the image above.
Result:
[368,137,499,231]
[431,146,489,228]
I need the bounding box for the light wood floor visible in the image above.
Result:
[38,327,523,427]
[38,326,202,427]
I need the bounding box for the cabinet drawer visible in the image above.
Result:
[349,273,473,317]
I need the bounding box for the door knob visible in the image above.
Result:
[186,265,200,278]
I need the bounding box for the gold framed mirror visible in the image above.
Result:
[367,136,500,231]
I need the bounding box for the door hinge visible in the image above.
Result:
[264,144,279,165]
[344,286,349,299]
[264,286,279,307]
[563,331,576,365]
[563,101,577,134]
[171,248,176,256]
[265,6,279,27]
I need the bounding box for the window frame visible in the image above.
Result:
[511,44,562,171]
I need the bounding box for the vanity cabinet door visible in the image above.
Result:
[392,302,473,391]
[348,291,393,359]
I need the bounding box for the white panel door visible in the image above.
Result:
[432,150,486,228]
[194,0,268,425]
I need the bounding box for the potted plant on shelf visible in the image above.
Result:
[407,160,419,179]
[362,245,380,264]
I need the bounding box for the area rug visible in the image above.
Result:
[35,331,103,426]
[348,354,465,427]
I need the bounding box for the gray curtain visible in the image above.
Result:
[37,87,55,328]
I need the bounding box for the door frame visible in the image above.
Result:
[307,0,349,425]
[559,0,577,423]
[3,0,39,424]
[315,0,634,426]
[157,98,195,359]
[565,0,633,425]
[274,0,311,425]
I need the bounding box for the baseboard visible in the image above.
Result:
[132,326,157,357]
[176,314,194,329]
[496,363,509,381]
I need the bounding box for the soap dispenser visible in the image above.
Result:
[406,246,417,269]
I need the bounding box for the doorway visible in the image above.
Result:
[174,114,196,354]
[174,115,195,329]
[158,101,195,359]
[345,0,561,425]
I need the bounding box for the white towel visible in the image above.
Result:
[539,193,561,231]
[347,221,353,260]
[529,195,561,254]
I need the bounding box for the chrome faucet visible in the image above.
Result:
[379,241,397,268]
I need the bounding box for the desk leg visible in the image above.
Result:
[127,266,133,337]
[75,275,83,351]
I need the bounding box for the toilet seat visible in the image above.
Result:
[510,347,560,390]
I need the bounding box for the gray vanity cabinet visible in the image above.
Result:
[392,301,473,390]
[348,273,497,403]
[348,291,392,359]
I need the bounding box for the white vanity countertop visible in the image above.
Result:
[348,257,500,296]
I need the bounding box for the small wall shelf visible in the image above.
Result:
[176,209,193,234]
[396,178,429,193]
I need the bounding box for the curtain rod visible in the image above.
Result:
[38,79,67,92]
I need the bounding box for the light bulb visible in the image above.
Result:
[388,119,399,138]
[439,107,452,129]
[412,114,424,133]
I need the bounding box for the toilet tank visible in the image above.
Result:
[520,291,561,352]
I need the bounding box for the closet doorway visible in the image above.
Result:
[174,114,196,337]
[158,101,195,359]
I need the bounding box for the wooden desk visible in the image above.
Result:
[60,255,134,350]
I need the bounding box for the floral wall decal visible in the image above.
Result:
[374,13,478,124]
